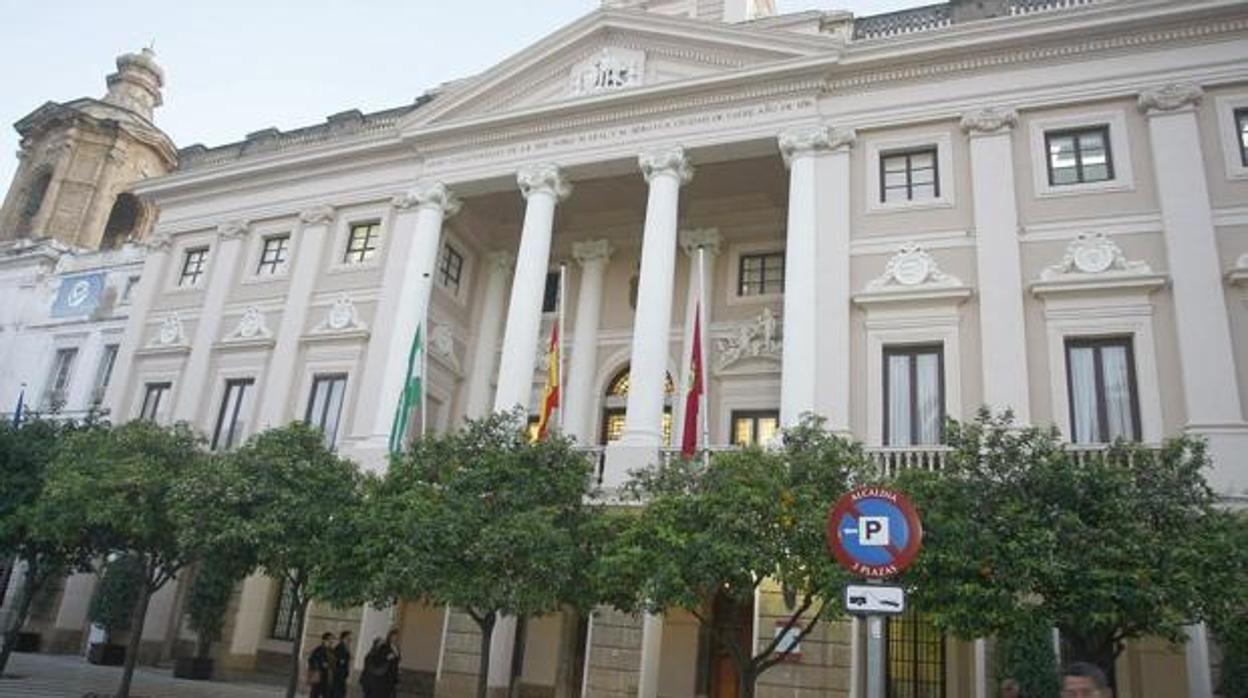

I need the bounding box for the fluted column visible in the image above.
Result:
[619,147,694,447]
[258,205,335,427]
[779,125,853,428]
[1139,83,1248,495]
[488,163,571,695]
[961,107,1030,423]
[564,240,613,443]
[674,227,720,445]
[351,183,460,457]
[463,252,515,420]
[104,232,173,419]
[492,164,571,413]
[172,221,250,423]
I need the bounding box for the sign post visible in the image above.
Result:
[826,486,923,698]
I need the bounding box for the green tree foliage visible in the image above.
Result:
[0,417,94,675]
[895,410,1245,680]
[994,615,1060,698]
[184,550,253,660]
[87,554,145,634]
[1209,514,1248,698]
[351,410,599,698]
[177,422,363,698]
[597,417,867,698]
[37,420,207,698]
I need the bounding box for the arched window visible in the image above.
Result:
[101,193,141,249]
[18,169,52,233]
[600,365,675,445]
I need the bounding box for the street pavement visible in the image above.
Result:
[0,652,284,697]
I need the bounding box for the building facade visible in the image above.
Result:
[7,0,1248,696]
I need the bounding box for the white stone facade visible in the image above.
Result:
[7,0,1248,696]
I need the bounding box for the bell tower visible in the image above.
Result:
[0,48,177,250]
[602,0,775,22]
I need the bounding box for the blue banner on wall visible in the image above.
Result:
[51,272,106,317]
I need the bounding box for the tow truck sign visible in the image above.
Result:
[844,584,906,615]
[826,487,923,578]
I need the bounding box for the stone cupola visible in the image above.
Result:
[103,47,166,122]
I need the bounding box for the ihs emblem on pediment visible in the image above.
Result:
[569,48,646,97]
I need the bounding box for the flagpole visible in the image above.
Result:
[698,245,710,470]
[421,272,431,439]
[557,262,567,433]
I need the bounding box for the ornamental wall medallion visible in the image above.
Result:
[153,314,186,347]
[228,307,271,340]
[429,322,460,372]
[865,242,962,291]
[313,293,365,333]
[1039,232,1151,281]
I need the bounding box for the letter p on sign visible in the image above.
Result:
[859,517,890,546]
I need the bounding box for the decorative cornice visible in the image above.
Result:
[216,220,251,240]
[639,146,693,185]
[959,107,1017,135]
[1138,83,1203,115]
[778,125,855,166]
[572,239,614,266]
[299,204,336,225]
[517,164,572,201]
[678,228,722,257]
[393,181,462,216]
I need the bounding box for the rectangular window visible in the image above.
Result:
[1065,337,1141,444]
[139,382,171,422]
[1236,107,1248,167]
[257,234,290,275]
[883,345,944,447]
[738,252,785,296]
[730,410,779,447]
[1045,125,1113,186]
[542,271,561,313]
[438,243,465,293]
[600,408,672,446]
[304,374,348,447]
[90,344,120,406]
[886,609,946,698]
[43,348,78,409]
[880,146,939,203]
[270,578,299,641]
[211,378,254,451]
[179,247,208,287]
[343,222,381,264]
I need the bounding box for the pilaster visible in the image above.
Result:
[105,232,173,419]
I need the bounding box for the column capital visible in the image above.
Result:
[572,239,614,266]
[959,107,1018,136]
[679,227,721,256]
[517,163,572,201]
[639,146,694,185]
[299,204,336,226]
[393,181,462,217]
[778,125,855,166]
[1138,82,1203,115]
[487,250,516,275]
[217,220,251,240]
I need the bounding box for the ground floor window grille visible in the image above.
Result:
[886,609,946,698]
[270,578,299,641]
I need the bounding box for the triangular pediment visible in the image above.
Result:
[404,9,838,129]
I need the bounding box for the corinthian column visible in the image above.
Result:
[961,107,1030,423]
[618,147,694,447]
[564,239,613,443]
[1139,83,1248,496]
[352,183,460,458]
[462,252,515,419]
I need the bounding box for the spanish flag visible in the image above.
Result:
[535,320,560,441]
[680,303,703,458]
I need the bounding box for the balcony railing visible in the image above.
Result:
[1008,0,1097,15]
[853,0,1098,40]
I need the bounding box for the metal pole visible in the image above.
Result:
[698,245,710,469]
[558,262,567,432]
[866,614,885,698]
[420,272,431,438]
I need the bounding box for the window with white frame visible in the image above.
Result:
[1065,337,1141,444]
[256,234,290,276]
[139,382,171,422]
[91,344,119,407]
[1045,125,1114,186]
[211,378,254,451]
[43,348,78,410]
[438,243,465,294]
[1236,107,1248,167]
[343,222,381,264]
[305,374,348,448]
[738,252,784,296]
[880,147,939,203]
[883,345,944,447]
[178,247,209,287]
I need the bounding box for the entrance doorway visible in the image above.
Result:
[705,592,754,698]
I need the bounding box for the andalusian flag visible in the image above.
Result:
[388,325,423,454]
[680,303,703,458]
[534,320,560,441]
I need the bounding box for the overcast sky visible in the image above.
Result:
[0,0,929,191]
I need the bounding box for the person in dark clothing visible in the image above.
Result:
[307,632,336,698]
[330,630,353,698]
[361,632,400,698]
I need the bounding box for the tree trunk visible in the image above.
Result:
[739,667,756,698]
[475,613,495,698]
[508,616,528,698]
[0,557,39,677]
[287,595,310,698]
[115,579,154,698]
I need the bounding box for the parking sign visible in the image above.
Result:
[826,487,923,578]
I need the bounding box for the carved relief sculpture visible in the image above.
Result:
[715,307,782,372]
[865,242,963,291]
[313,293,366,333]
[1039,232,1152,281]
